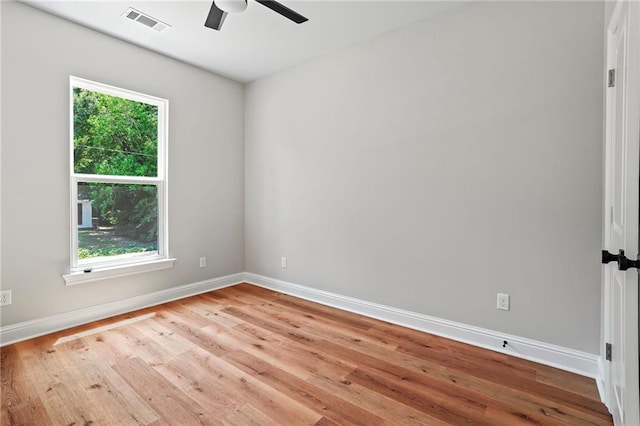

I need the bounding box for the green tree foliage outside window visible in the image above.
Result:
[74,87,158,176]
[74,88,159,256]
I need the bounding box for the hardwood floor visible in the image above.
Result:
[1,283,612,425]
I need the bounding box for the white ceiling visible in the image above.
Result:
[22,0,462,82]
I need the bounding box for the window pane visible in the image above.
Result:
[77,182,158,263]
[73,87,158,177]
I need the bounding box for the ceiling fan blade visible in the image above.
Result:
[255,0,308,24]
[204,2,227,30]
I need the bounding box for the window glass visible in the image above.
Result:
[77,183,158,263]
[73,88,158,177]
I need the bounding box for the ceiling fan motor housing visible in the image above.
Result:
[216,0,248,14]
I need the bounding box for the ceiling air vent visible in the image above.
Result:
[122,7,170,32]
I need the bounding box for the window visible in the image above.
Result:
[64,77,172,284]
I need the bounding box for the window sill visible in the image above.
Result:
[62,258,176,286]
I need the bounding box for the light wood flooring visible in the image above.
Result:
[1,283,612,425]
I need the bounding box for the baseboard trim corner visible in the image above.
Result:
[0,272,245,347]
[244,272,600,379]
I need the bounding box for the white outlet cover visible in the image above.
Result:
[281,257,287,268]
[497,293,510,311]
[0,289,12,306]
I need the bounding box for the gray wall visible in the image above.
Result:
[1,2,245,325]
[245,1,604,353]
[1,0,606,355]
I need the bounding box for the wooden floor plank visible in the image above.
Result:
[307,366,451,426]
[1,397,52,426]
[1,346,32,413]
[17,338,143,426]
[222,403,276,426]
[75,338,162,425]
[0,283,612,425]
[197,314,358,381]
[535,366,602,401]
[221,348,383,426]
[250,298,400,352]
[346,366,492,425]
[112,356,220,426]
[175,346,323,425]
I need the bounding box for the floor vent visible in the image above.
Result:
[122,7,170,32]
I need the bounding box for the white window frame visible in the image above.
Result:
[63,76,173,285]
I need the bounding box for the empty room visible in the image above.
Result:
[1,0,639,424]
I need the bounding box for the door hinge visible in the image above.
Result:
[606,342,612,361]
[608,69,616,87]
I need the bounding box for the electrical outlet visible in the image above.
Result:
[199,257,207,268]
[497,293,510,311]
[0,290,12,306]
[281,257,287,268]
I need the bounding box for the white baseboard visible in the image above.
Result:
[0,271,602,382]
[244,272,600,379]
[0,272,245,347]
[597,356,609,409]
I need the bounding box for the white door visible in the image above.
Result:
[603,0,640,424]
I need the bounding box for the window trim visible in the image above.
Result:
[62,258,176,285]
[67,76,170,281]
